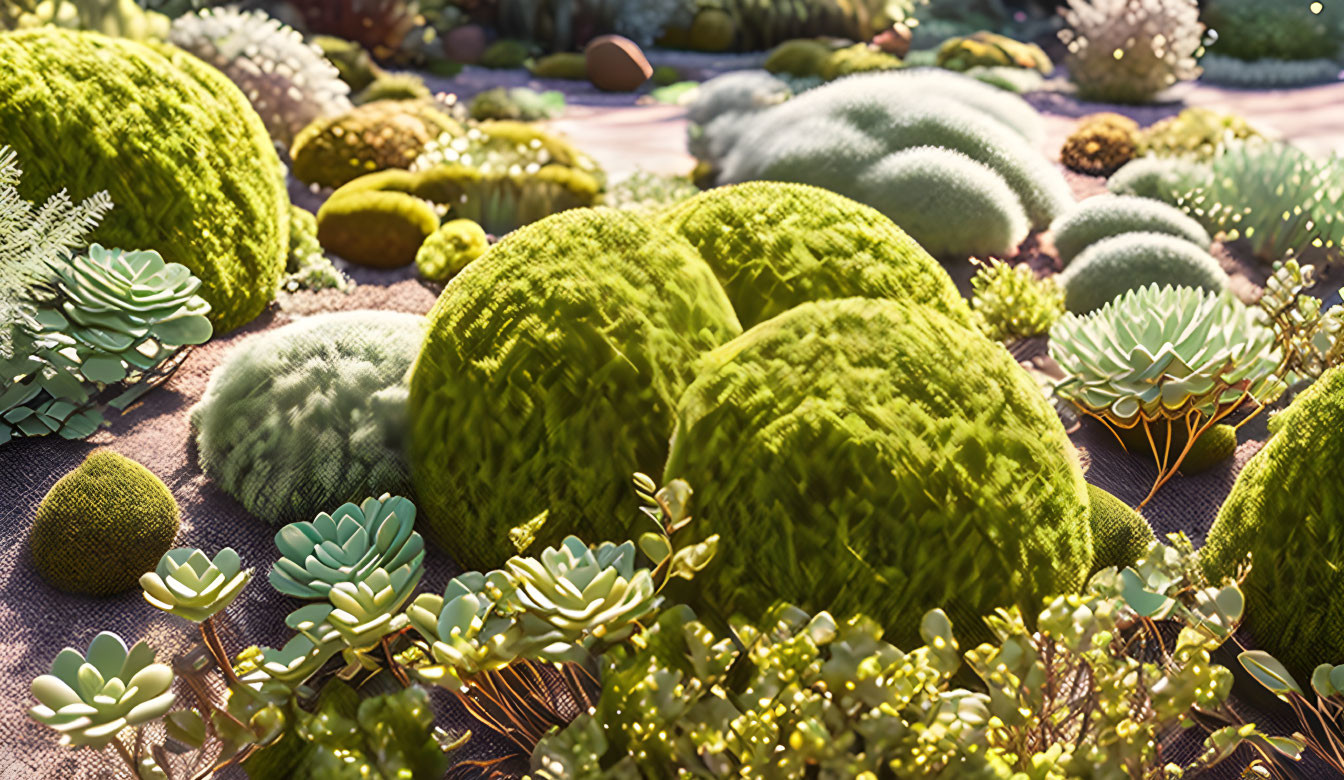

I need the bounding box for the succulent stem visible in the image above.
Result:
[200,618,242,688]
[109,733,138,775]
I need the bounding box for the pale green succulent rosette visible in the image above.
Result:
[29,632,176,748]
[243,605,345,687]
[270,494,425,599]
[1050,285,1285,425]
[35,244,213,385]
[505,536,657,647]
[323,565,421,650]
[406,570,533,686]
[140,547,253,623]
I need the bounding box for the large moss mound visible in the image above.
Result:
[1202,367,1344,678]
[658,181,972,329]
[663,297,1092,646]
[0,29,288,333]
[30,450,180,596]
[408,208,742,568]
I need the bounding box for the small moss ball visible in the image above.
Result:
[416,219,489,282]
[1058,232,1230,314]
[1086,483,1154,574]
[31,450,180,596]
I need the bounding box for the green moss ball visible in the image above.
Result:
[415,219,489,282]
[1086,483,1155,574]
[1202,366,1344,678]
[408,208,742,568]
[659,181,972,328]
[316,170,441,268]
[31,450,180,596]
[663,297,1093,647]
[192,310,427,525]
[0,29,288,334]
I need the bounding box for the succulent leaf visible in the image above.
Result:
[140,547,253,623]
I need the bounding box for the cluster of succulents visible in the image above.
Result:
[697,69,1068,260]
[0,28,289,334]
[290,99,465,190]
[1051,284,1284,502]
[936,30,1052,73]
[1060,113,1139,177]
[167,7,352,149]
[1058,0,1205,103]
[1257,260,1344,384]
[29,450,180,595]
[279,205,350,293]
[1135,107,1264,161]
[192,311,425,526]
[603,170,699,213]
[969,257,1064,343]
[534,537,1258,777]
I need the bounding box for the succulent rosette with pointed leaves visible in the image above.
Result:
[243,606,346,686]
[140,548,253,623]
[322,566,421,650]
[1050,285,1285,424]
[33,245,212,385]
[270,494,425,599]
[29,632,176,748]
[504,537,656,647]
[406,571,534,685]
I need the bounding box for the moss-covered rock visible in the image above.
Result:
[353,72,431,104]
[316,170,440,268]
[819,43,902,80]
[1202,366,1344,678]
[479,39,531,69]
[290,99,464,189]
[664,297,1093,647]
[0,29,289,334]
[30,450,180,596]
[688,8,736,52]
[415,218,488,282]
[529,52,588,80]
[1086,483,1154,574]
[1058,232,1230,314]
[764,39,832,78]
[192,310,425,526]
[408,208,742,568]
[659,181,972,328]
[936,31,1052,74]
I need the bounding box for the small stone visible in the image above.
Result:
[585,34,653,92]
[873,23,912,58]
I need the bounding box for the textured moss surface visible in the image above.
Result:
[663,297,1092,647]
[1059,232,1229,314]
[659,181,972,328]
[1086,483,1154,574]
[1202,367,1344,678]
[316,172,440,268]
[291,99,463,189]
[409,208,742,569]
[0,29,288,333]
[30,450,180,596]
[415,219,488,282]
[193,310,426,526]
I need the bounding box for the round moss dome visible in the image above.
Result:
[0,28,289,334]
[659,181,973,329]
[192,310,426,526]
[1086,483,1154,574]
[1202,366,1344,678]
[1058,232,1230,314]
[663,297,1093,646]
[31,450,180,596]
[408,208,742,569]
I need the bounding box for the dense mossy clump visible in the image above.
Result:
[659,181,972,328]
[1202,366,1344,679]
[663,297,1093,647]
[193,310,426,526]
[1086,483,1155,574]
[290,99,463,189]
[0,28,289,333]
[30,450,180,596]
[408,208,742,569]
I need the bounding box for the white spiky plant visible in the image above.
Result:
[1058,0,1205,103]
[168,7,352,149]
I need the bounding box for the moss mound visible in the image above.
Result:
[416,219,488,282]
[659,181,972,328]
[408,208,742,569]
[1058,232,1230,314]
[291,99,463,189]
[30,450,180,596]
[0,28,288,333]
[1052,195,1211,265]
[316,170,441,268]
[1086,483,1154,574]
[192,310,426,526]
[663,297,1092,646]
[1202,366,1344,678]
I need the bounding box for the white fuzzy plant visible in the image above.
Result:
[168,7,352,150]
[1058,0,1205,103]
